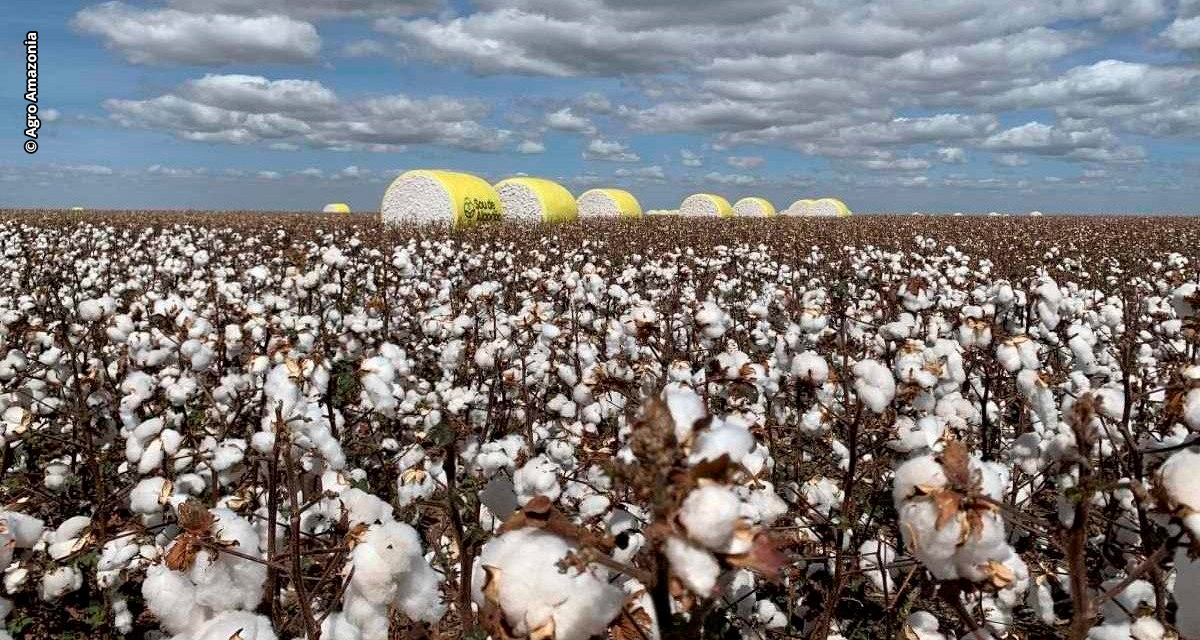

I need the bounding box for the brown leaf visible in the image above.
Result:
[164,536,200,572]
[609,605,654,640]
[481,564,502,606]
[726,532,789,582]
[177,500,213,534]
[529,618,557,640]
[983,560,1015,589]
[939,440,973,491]
[689,453,733,483]
[932,490,962,531]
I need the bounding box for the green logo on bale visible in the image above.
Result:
[463,197,500,222]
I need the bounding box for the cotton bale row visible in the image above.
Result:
[494,177,578,224]
[679,193,734,217]
[578,188,642,219]
[732,197,776,217]
[381,170,503,228]
[323,203,351,214]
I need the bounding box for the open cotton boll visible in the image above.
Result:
[39,565,82,601]
[905,611,948,640]
[48,515,92,560]
[859,538,897,593]
[513,454,562,505]
[473,528,624,640]
[664,385,707,444]
[853,359,895,413]
[890,417,945,452]
[791,351,829,384]
[1159,448,1200,538]
[131,476,173,514]
[678,484,741,552]
[665,536,721,596]
[177,611,277,640]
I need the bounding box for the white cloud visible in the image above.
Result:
[1163,16,1200,50]
[162,0,443,19]
[517,140,546,154]
[994,153,1029,167]
[704,171,756,186]
[858,156,931,171]
[545,108,597,135]
[726,156,764,169]
[614,165,667,182]
[73,2,320,65]
[104,74,512,153]
[680,149,703,167]
[936,147,966,163]
[583,138,640,162]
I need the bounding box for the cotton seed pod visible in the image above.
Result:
[381,169,502,228]
[577,188,642,219]
[732,197,776,217]
[679,193,733,217]
[494,177,578,224]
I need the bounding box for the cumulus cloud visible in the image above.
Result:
[982,121,1144,163]
[994,153,1029,167]
[73,2,320,65]
[583,139,640,162]
[726,156,764,169]
[936,147,966,163]
[614,165,667,182]
[1163,16,1200,50]
[162,0,443,18]
[680,149,703,167]
[103,74,512,152]
[703,171,756,186]
[545,108,597,135]
[517,140,546,154]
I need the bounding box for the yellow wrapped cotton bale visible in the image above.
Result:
[323,203,351,214]
[809,197,852,217]
[381,170,502,228]
[493,177,578,224]
[733,197,776,217]
[578,188,642,219]
[70,206,85,212]
[679,193,734,217]
[781,198,814,216]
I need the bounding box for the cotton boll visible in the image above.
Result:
[664,385,707,444]
[39,565,82,601]
[1160,448,1200,539]
[513,455,562,505]
[131,476,173,514]
[180,611,277,640]
[678,485,741,552]
[859,538,896,593]
[689,421,755,465]
[853,360,895,413]
[791,351,828,384]
[472,528,624,640]
[665,536,721,597]
[48,515,92,560]
[905,611,948,640]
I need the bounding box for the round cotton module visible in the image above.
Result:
[782,199,815,216]
[494,177,578,224]
[679,193,733,217]
[70,206,85,212]
[578,188,643,219]
[808,198,852,217]
[381,170,502,228]
[732,197,776,217]
[322,203,351,214]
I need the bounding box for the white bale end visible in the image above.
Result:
[323,203,351,214]
[679,193,733,217]
[732,197,776,217]
[578,188,642,219]
[381,170,502,228]
[494,177,577,224]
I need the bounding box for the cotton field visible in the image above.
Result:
[2,211,1200,640]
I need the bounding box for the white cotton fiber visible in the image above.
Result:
[665,536,720,596]
[380,173,454,226]
[680,194,732,217]
[472,528,624,640]
[577,188,641,218]
[733,197,775,217]
[678,485,741,551]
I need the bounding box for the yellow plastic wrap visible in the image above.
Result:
[733,197,776,217]
[494,177,579,224]
[322,203,351,214]
[579,188,643,219]
[681,193,734,217]
[382,169,503,228]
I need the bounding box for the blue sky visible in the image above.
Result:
[3,0,1200,213]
